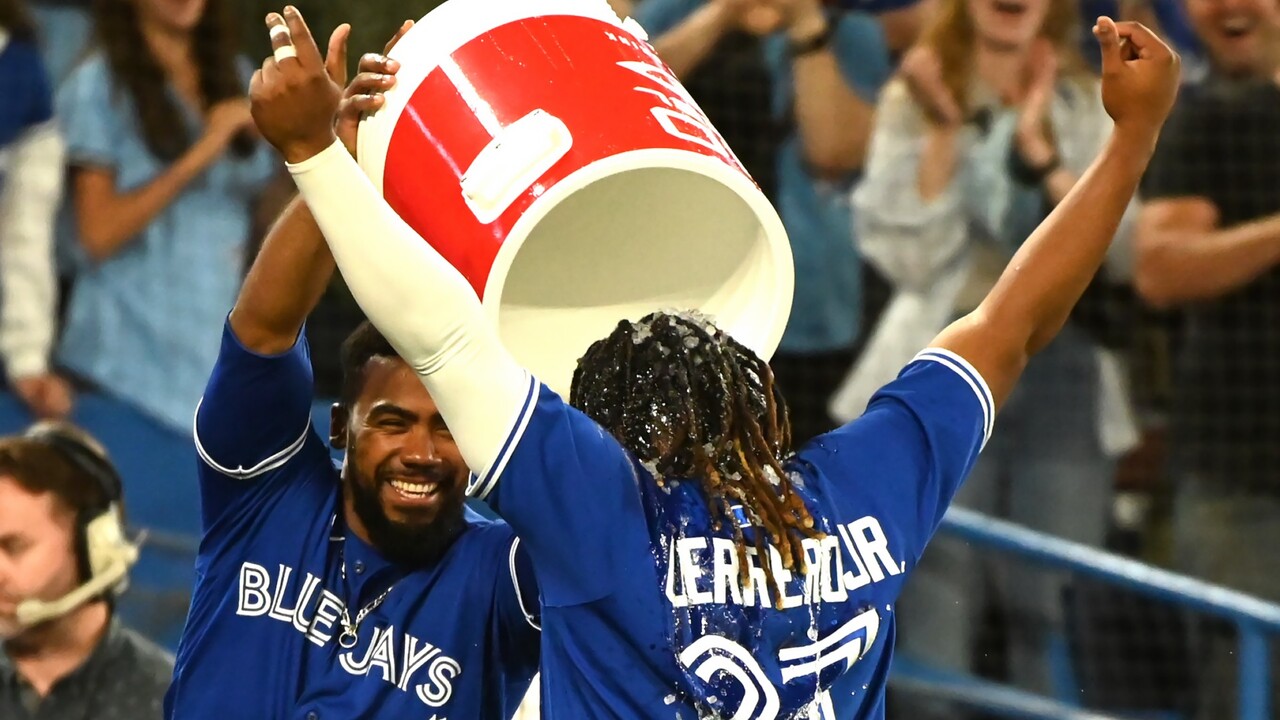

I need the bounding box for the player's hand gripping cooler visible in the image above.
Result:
[356,0,794,395]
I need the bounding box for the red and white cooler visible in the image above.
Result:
[357,0,793,395]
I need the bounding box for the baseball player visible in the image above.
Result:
[249,6,1179,718]
[163,19,540,719]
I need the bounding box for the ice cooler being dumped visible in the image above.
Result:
[357,0,794,395]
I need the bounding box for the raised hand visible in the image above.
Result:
[203,98,256,149]
[249,6,344,164]
[1093,17,1180,141]
[11,374,73,419]
[898,45,964,127]
[336,19,415,156]
[1014,38,1060,170]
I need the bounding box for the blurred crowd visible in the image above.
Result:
[0,0,1277,717]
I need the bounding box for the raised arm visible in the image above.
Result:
[232,20,415,354]
[851,80,970,291]
[781,0,884,177]
[231,23,343,353]
[250,8,528,480]
[58,52,258,264]
[193,20,415,504]
[931,18,1179,408]
[642,0,742,79]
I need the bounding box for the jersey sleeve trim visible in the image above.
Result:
[913,348,994,449]
[467,372,538,501]
[508,537,541,632]
[192,398,312,480]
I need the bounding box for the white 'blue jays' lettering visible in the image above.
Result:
[236,561,460,708]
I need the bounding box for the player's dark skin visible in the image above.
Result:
[330,357,470,566]
[227,19,470,564]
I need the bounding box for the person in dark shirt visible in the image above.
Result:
[0,422,173,720]
[1135,0,1280,714]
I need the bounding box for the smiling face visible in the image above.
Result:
[332,357,470,567]
[1186,0,1280,75]
[966,0,1053,50]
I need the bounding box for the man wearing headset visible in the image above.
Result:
[0,420,172,719]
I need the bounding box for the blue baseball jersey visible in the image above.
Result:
[472,347,991,718]
[164,322,540,719]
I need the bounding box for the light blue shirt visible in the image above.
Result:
[55,53,277,431]
[634,1,892,352]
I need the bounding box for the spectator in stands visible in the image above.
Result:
[0,421,172,719]
[54,0,277,435]
[1135,0,1280,713]
[0,0,72,421]
[850,0,1141,711]
[635,0,893,444]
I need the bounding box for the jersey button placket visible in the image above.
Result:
[305,712,318,720]
[354,560,365,574]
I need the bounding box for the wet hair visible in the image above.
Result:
[338,320,401,407]
[570,311,820,604]
[92,0,254,162]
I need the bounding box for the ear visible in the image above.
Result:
[329,403,350,450]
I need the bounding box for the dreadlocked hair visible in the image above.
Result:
[570,310,821,608]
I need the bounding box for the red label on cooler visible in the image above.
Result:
[380,14,749,298]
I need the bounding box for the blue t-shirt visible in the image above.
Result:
[164,322,541,719]
[473,347,991,718]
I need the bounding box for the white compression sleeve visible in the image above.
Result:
[287,140,530,478]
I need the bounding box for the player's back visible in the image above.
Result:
[534,452,908,720]
[485,350,991,719]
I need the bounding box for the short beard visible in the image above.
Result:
[346,470,467,568]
